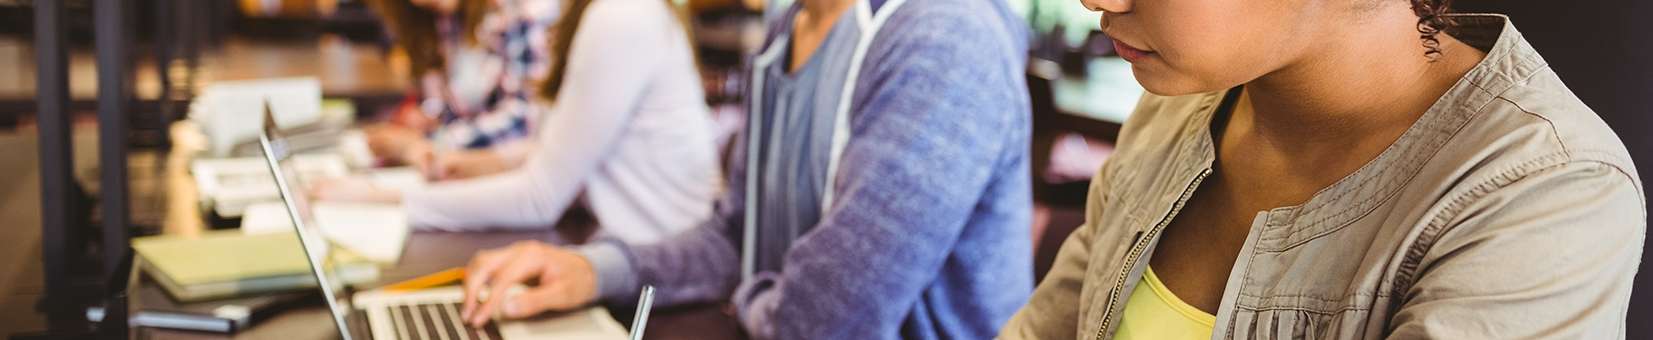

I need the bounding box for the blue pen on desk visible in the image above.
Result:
[629,285,655,340]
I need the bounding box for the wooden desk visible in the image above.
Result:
[133,231,744,340]
[131,123,746,339]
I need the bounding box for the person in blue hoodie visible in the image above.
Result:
[452,0,1033,337]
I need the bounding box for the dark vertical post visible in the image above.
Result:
[32,0,74,328]
[185,0,203,72]
[94,0,135,333]
[95,0,132,280]
[154,0,176,127]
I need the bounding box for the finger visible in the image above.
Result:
[316,184,347,201]
[432,156,453,181]
[471,263,533,327]
[509,250,600,318]
[462,250,513,319]
[306,185,325,200]
[464,241,538,317]
[470,258,542,327]
[460,254,489,320]
[461,250,507,320]
[421,153,442,180]
[503,284,564,319]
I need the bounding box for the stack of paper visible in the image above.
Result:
[190,77,324,157]
[191,154,351,217]
[235,166,425,265]
[241,201,411,265]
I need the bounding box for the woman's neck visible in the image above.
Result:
[1215,8,1485,196]
[1236,13,1481,148]
[1249,20,1478,139]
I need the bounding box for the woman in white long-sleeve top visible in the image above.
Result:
[315,0,722,244]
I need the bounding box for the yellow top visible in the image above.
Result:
[1113,266,1216,340]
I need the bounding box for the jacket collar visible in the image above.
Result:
[1177,14,1544,248]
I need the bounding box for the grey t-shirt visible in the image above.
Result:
[749,17,863,273]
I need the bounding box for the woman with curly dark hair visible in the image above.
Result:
[1001,0,1644,338]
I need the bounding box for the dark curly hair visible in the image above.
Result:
[1409,0,1456,60]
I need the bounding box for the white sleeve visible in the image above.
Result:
[402,1,672,231]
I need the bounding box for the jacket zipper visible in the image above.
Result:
[1094,168,1212,340]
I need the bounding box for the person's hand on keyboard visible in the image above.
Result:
[459,240,598,327]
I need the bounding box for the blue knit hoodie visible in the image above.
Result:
[578,0,1033,337]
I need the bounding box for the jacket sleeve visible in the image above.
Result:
[1387,160,1644,339]
[597,135,750,306]
[581,109,751,307]
[998,165,1110,340]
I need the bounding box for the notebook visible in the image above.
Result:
[132,230,380,302]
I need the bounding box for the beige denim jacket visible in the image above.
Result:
[1001,15,1645,340]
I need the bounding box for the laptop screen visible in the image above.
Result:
[259,101,358,339]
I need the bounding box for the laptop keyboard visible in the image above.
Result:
[382,302,503,340]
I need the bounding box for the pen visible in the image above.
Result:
[629,285,655,340]
[380,267,465,292]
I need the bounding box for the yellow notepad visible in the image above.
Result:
[133,230,378,302]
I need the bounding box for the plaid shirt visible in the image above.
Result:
[423,0,559,149]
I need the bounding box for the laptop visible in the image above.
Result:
[256,102,646,340]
